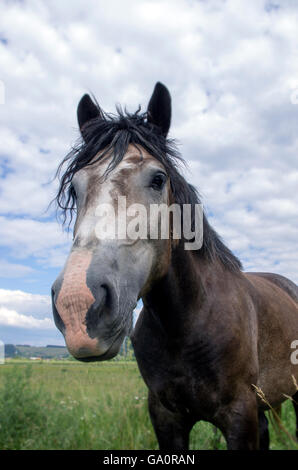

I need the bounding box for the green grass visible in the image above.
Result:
[0,361,296,450]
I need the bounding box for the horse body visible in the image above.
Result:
[246,272,298,405]
[131,245,298,449]
[52,82,298,449]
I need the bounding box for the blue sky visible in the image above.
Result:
[0,0,297,346]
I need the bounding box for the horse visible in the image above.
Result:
[51,82,298,450]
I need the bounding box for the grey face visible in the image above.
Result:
[51,145,172,361]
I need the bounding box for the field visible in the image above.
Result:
[0,360,297,450]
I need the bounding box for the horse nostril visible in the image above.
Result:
[84,283,115,334]
[99,283,118,314]
[88,285,108,313]
[100,284,110,307]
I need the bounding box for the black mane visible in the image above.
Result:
[55,106,242,272]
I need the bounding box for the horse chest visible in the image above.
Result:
[132,310,224,417]
[148,359,196,414]
[134,338,217,418]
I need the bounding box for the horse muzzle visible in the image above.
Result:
[51,249,127,361]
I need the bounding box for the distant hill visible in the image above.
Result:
[4,337,135,361]
[5,344,69,359]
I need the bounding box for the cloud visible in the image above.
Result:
[186,162,298,282]
[0,260,34,278]
[0,287,57,346]
[0,217,71,267]
[0,307,53,329]
[0,288,51,319]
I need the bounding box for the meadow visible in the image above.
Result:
[0,360,297,450]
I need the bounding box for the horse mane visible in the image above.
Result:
[55,106,242,272]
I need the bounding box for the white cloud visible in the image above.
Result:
[0,216,71,267]
[0,260,34,278]
[0,307,53,330]
[188,163,298,282]
[0,288,51,319]
[0,288,55,333]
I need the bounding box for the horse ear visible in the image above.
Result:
[147,82,171,136]
[77,94,102,138]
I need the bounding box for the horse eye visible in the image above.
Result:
[151,172,167,190]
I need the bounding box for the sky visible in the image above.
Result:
[0,0,297,346]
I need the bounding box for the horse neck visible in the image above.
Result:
[142,243,222,334]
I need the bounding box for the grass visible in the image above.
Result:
[0,360,296,450]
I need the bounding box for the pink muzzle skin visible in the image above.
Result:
[56,250,109,358]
